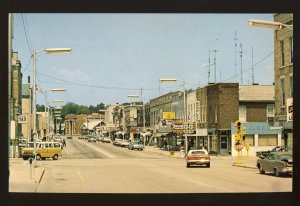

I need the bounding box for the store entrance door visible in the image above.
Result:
[220,135,228,155]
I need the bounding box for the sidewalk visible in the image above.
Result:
[9,158,45,192]
[144,145,258,169]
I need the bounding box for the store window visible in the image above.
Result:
[258,135,277,146]
[244,135,254,146]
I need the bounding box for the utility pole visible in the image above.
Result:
[209,50,218,83]
[234,30,239,81]
[251,45,254,84]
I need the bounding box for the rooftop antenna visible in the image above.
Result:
[251,45,254,84]
[208,50,211,83]
[239,42,243,85]
[209,49,218,83]
[234,30,238,81]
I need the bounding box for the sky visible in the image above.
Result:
[12,13,275,107]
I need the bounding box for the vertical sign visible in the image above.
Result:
[195,101,200,120]
[287,98,293,122]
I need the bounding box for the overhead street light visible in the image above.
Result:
[32,47,71,167]
[248,19,293,30]
[160,78,177,83]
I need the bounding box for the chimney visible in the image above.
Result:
[28,76,30,83]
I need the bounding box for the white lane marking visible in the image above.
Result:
[84,141,115,158]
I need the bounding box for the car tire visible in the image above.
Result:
[259,165,265,174]
[275,168,281,177]
[23,157,29,160]
[207,163,210,168]
[36,154,41,161]
[53,154,58,160]
[186,163,190,168]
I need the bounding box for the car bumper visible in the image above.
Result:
[280,167,293,175]
[187,159,210,165]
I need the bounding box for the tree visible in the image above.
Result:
[36,104,45,112]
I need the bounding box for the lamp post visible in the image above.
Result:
[32,48,71,167]
[159,78,186,122]
[248,19,293,30]
[43,88,66,140]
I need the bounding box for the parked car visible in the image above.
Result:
[120,139,130,147]
[186,149,210,168]
[88,136,97,143]
[18,139,28,147]
[113,138,122,146]
[128,141,144,150]
[78,136,84,140]
[256,146,287,158]
[257,151,293,177]
[102,137,111,143]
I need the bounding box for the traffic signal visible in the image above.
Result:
[234,133,241,141]
[235,120,241,134]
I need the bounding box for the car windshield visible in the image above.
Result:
[277,154,292,161]
[191,150,207,155]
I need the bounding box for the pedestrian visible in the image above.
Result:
[63,139,66,147]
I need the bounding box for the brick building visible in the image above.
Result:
[273,13,293,148]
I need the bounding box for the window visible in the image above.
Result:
[258,135,277,146]
[280,40,285,66]
[289,75,293,97]
[244,135,254,146]
[280,78,286,106]
[289,37,293,63]
[267,104,275,117]
[239,105,246,122]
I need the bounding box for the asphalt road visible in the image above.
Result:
[35,138,292,193]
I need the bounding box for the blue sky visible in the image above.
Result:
[12,13,275,106]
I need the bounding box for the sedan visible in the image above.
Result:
[186,149,210,168]
[257,151,293,177]
[128,141,144,150]
[120,140,130,147]
[102,137,111,143]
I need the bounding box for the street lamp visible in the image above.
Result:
[248,19,293,30]
[32,47,71,167]
[43,88,66,140]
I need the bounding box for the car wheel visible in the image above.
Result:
[186,163,190,168]
[259,165,265,174]
[23,157,29,160]
[53,154,58,160]
[207,163,210,168]
[275,168,281,177]
[36,154,41,161]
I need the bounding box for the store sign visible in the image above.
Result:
[195,101,200,120]
[18,115,27,124]
[287,98,293,122]
[163,112,175,120]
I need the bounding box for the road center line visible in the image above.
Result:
[76,170,85,182]
[84,142,115,158]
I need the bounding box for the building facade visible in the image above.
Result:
[273,13,293,148]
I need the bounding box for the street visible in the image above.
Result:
[13,138,291,193]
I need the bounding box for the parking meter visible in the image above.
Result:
[29,158,33,164]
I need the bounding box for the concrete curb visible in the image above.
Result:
[232,163,257,169]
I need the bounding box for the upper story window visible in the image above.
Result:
[239,105,246,122]
[289,37,293,63]
[280,78,286,106]
[267,104,275,117]
[280,40,285,66]
[290,75,293,97]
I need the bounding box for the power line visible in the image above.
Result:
[21,14,32,54]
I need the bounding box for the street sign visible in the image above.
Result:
[18,115,27,124]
